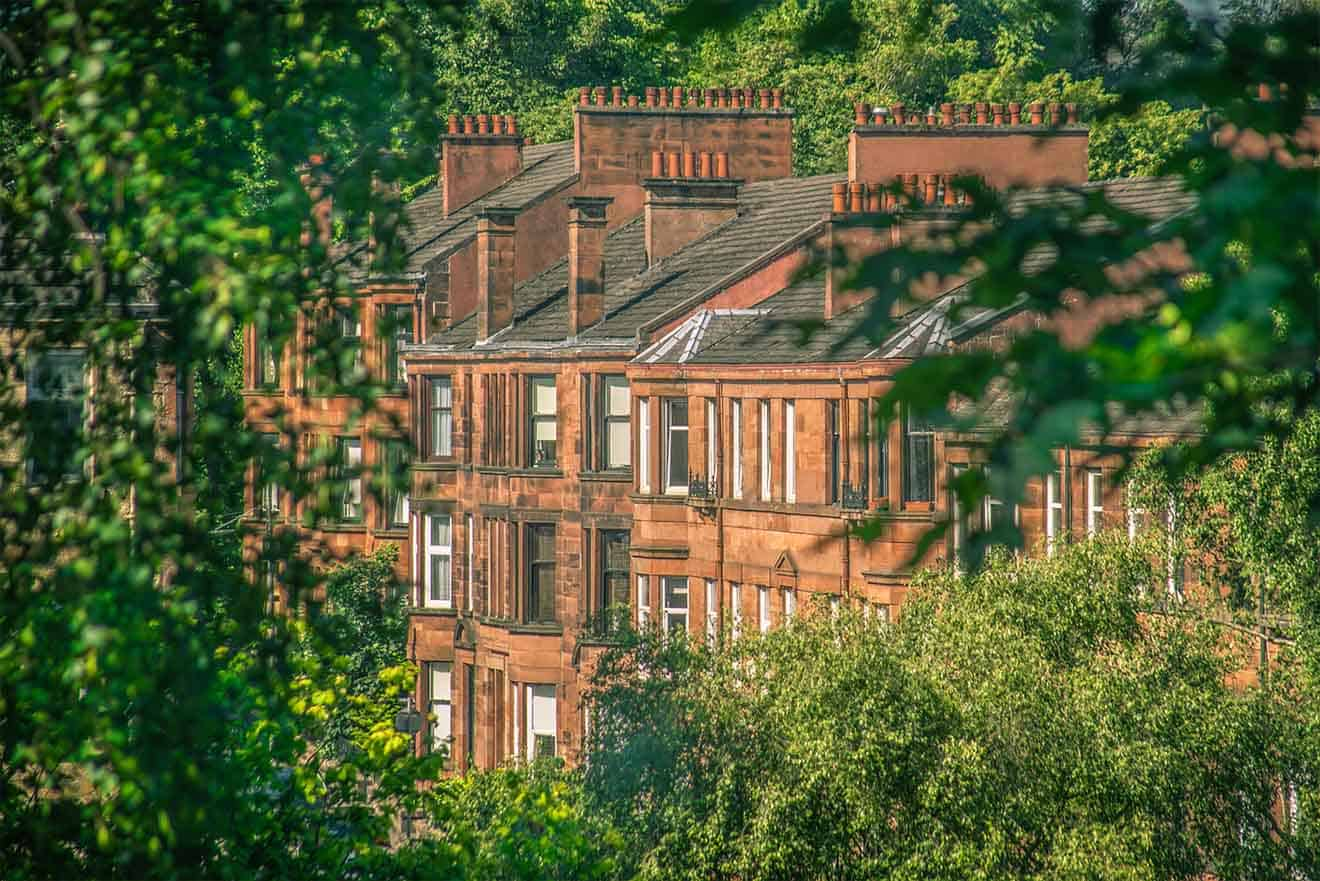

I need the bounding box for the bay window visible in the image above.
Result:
[601,376,631,470]
[902,409,934,504]
[424,514,453,608]
[663,397,689,494]
[662,576,689,634]
[526,684,557,760]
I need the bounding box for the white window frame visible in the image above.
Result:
[430,377,453,458]
[784,400,796,503]
[1126,482,1145,542]
[1086,469,1104,536]
[731,400,743,499]
[428,662,453,757]
[706,398,718,489]
[730,583,742,639]
[758,585,770,633]
[783,588,796,621]
[663,397,689,495]
[705,579,717,643]
[529,376,558,468]
[638,398,651,494]
[423,513,453,609]
[339,437,363,522]
[759,400,771,501]
[602,376,631,470]
[951,463,967,570]
[662,576,689,634]
[525,684,557,761]
[637,574,650,627]
[260,433,281,516]
[1045,469,1064,556]
[465,513,475,612]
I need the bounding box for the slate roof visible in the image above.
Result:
[342,141,577,282]
[637,175,1198,367]
[421,173,843,352]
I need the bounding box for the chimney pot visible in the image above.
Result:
[772,88,783,108]
[505,114,517,135]
[567,196,613,335]
[462,115,475,134]
[891,103,906,125]
[958,103,972,125]
[645,87,657,108]
[698,151,712,178]
[831,182,846,214]
[1065,103,1079,124]
[1258,83,1273,101]
[651,150,664,178]
[975,102,988,124]
[594,85,607,105]
[922,174,937,204]
[628,94,639,108]
[477,113,490,134]
[612,85,623,105]
[673,85,684,105]
[1029,102,1043,125]
[682,151,695,178]
[492,116,504,135]
[666,151,680,177]
[720,88,731,108]
[941,173,955,206]
[848,181,864,213]
[716,152,731,178]
[925,109,937,126]
[447,115,459,134]
[866,184,881,213]
[1008,102,1022,125]
[744,87,755,107]
[991,103,1004,126]
[855,102,871,126]
[659,86,670,107]
[579,87,590,106]
[941,103,955,126]
[1048,102,1061,126]
[759,88,771,109]
[902,173,918,198]
[704,88,714,108]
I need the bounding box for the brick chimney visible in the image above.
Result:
[567,196,613,335]
[848,100,1088,187]
[574,85,792,224]
[442,113,523,217]
[643,148,741,266]
[476,207,518,341]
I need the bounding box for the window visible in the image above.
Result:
[427,662,453,757]
[982,468,1011,534]
[662,577,689,634]
[429,377,453,458]
[381,304,412,388]
[337,304,364,376]
[424,514,453,608]
[759,401,770,501]
[26,349,86,483]
[1086,470,1104,535]
[637,574,651,627]
[255,327,281,389]
[663,398,689,493]
[638,398,651,493]
[706,398,718,489]
[601,530,631,616]
[871,399,888,501]
[758,586,770,633]
[465,513,475,612]
[1045,468,1064,556]
[1126,483,1146,542]
[705,579,717,643]
[337,437,363,522]
[601,376,630,470]
[730,583,742,638]
[526,524,556,623]
[950,464,968,568]
[384,441,410,528]
[529,376,557,467]
[526,684,557,760]
[783,588,796,621]
[784,400,796,503]
[259,432,281,517]
[827,400,840,504]
[902,410,935,503]
[731,400,743,498]
[829,594,841,616]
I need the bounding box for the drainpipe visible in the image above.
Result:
[715,378,726,631]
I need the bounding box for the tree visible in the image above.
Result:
[585,537,1299,879]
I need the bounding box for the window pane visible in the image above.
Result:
[605,376,629,416]
[431,515,451,547]
[607,421,630,469]
[432,379,453,408]
[532,377,556,415]
[665,400,689,491]
[430,553,452,604]
[663,577,688,609]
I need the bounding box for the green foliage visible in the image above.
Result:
[586,538,1303,879]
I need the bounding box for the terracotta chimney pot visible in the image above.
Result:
[462,115,475,134]
[772,88,783,108]
[941,103,955,126]
[991,103,1004,126]
[848,181,864,213]
[628,94,639,108]
[651,150,664,178]
[612,85,623,105]
[666,151,680,177]
[446,115,459,134]
[579,87,590,106]
[1029,102,1043,125]
[975,102,988,124]
[891,103,906,125]
[1065,103,1079,124]
[698,151,712,178]
[831,182,846,213]
[682,151,695,178]
[715,152,730,178]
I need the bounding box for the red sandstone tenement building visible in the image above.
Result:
[245,87,1200,769]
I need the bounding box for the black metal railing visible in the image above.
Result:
[688,471,717,500]
[841,479,869,511]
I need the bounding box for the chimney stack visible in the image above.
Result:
[643,147,742,267]
[476,207,518,341]
[442,114,524,217]
[567,197,613,335]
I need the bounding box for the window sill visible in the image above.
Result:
[376,528,409,538]
[414,461,460,472]
[504,621,563,636]
[629,492,687,505]
[508,467,564,478]
[320,523,367,534]
[242,388,283,397]
[475,465,508,475]
[580,470,632,483]
[410,606,458,617]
